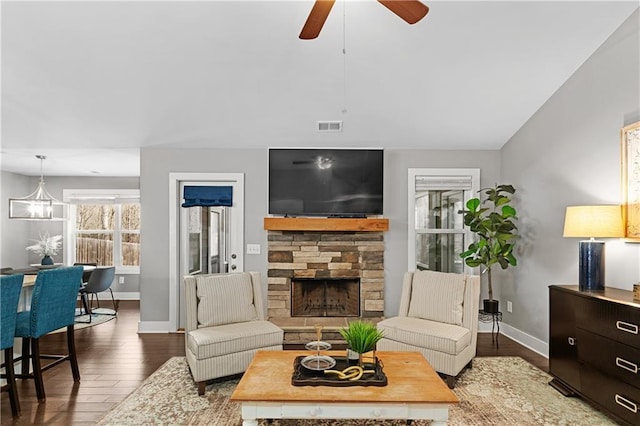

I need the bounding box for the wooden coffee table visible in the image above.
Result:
[230,350,458,425]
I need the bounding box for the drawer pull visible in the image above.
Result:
[616,357,638,374]
[616,321,639,335]
[615,394,638,413]
[567,337,577,346]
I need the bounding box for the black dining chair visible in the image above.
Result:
[14,266,84,402]
[78,267,117,323]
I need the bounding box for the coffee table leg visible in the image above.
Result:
[242,420,258,426]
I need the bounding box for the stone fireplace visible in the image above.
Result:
[264,218,388,344]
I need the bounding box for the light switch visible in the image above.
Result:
[246,244,261,255]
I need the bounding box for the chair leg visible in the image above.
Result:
[20,338,30,376]
[67,325,81,382]
[75,293,92,323]
[108,288,119,313]
[4,347,20,417]
[197,381,206,396]
[30,338,46,402]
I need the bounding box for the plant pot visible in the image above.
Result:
[346,349,360,366]
[483,299,499,314]
[41,255,54,266]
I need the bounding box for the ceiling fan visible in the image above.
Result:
[299,0,429,40]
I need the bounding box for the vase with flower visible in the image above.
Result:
[26,232,62,265]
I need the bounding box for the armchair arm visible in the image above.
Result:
[184,276,198,332]
[397,272,414,317]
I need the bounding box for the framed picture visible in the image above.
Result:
[621,121,640,241]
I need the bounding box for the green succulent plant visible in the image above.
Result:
[339,320,384,354]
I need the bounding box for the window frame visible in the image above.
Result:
[408,168,480,273]
[63,189,140,274]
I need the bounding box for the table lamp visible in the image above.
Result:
[563,205,624,291]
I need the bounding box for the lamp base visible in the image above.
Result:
[578,240,605,291]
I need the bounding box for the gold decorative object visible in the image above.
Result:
[324,365,375,381]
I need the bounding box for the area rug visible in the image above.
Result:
[50,308,116,334]
[97,356,617,425]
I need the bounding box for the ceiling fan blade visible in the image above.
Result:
[299,0,336,40]
[377,0,429,25]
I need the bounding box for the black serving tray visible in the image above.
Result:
[291,355,387,387]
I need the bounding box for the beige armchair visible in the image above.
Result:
[184,272,284,395]
[377,270,480,388]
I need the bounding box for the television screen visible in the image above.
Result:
[269,148,383,217]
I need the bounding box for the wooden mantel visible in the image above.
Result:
[264,217,389,232]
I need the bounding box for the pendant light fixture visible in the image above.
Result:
[8,155,69,220]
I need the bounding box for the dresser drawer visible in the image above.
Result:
[577,328,640,389]
[576,297,640,349]
[581,364,640,425]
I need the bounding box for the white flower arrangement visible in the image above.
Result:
[26,232,62,257]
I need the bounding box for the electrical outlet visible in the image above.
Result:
[507,300,513,313]
[118,276,125,284]
[246,244,261,255]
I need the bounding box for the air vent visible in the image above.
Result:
[317,121,343,132]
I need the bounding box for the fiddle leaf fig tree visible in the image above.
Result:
[459,184,519,302]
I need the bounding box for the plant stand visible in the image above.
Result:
[478,310,503,348]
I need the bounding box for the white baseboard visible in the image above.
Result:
[138,321,172,333]
[113,292,140,300]
[479,321,548,359]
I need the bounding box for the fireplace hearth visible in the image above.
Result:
[291,278,360,317]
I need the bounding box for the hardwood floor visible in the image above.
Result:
[1,301,548,425]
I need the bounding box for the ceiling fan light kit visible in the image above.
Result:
[299,0,429,40]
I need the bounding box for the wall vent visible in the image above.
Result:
[317,121,343,132]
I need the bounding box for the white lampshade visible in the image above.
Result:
[563,205,624,239]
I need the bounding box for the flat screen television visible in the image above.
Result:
[269,148,383,217]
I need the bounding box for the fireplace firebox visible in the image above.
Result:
[291,278,360,317]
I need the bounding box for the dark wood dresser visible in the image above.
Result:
[549,285,640,425]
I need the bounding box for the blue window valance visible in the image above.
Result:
[182,186,233,207]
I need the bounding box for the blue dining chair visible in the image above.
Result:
[14,266,83,402]
[1,274,24,416]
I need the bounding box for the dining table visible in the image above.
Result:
[3,264,96,311]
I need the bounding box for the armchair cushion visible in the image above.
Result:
[407,271,465,326]
[377,316,471,356]
[196,273,258,327]
[187,320,283,359]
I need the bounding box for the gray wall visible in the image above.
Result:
[0,173,141,293]
[1,171,31,267]
[500,9,640,344]
[139,147,501,324]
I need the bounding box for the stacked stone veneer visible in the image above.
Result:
[267,231,385,319]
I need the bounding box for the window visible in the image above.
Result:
[64,190,140,273]
[408,169,479,273]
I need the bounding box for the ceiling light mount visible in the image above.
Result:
[8,155,69,220]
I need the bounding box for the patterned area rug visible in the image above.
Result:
[98,356,617,425]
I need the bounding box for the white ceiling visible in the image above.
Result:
[1,1,638,177]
